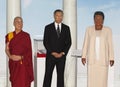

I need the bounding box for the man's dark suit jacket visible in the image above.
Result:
[43,22,72,57]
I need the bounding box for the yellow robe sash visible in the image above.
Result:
[8,32,22,64]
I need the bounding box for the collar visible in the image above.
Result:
[54,22,62,30]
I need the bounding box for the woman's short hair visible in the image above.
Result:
[94,11,104,20]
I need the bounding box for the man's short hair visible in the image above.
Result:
[54,9,63,15]
[94,11,105,20]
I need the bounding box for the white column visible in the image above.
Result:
[7,0,21,33]
[63,0,77,87]
[6,0,21,87]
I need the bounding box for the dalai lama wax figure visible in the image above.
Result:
[5,17,34,87]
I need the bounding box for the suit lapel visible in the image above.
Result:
[52,23,65,39]
[60,23,63,34]
[52,23,59,38]
[59,23,64,37]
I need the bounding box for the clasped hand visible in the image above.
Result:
[10,55,22,61]
[51,52,63,58]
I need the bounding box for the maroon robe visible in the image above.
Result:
[5,31,34,87]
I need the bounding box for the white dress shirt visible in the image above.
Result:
[54,22,62,32]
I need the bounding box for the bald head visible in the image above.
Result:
[14,16,23,23]
[14,16,23,31]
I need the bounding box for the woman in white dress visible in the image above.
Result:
[81,11,114,87]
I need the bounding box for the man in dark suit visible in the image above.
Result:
[43,9,72,87]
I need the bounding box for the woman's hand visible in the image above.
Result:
[81,58,86,66]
